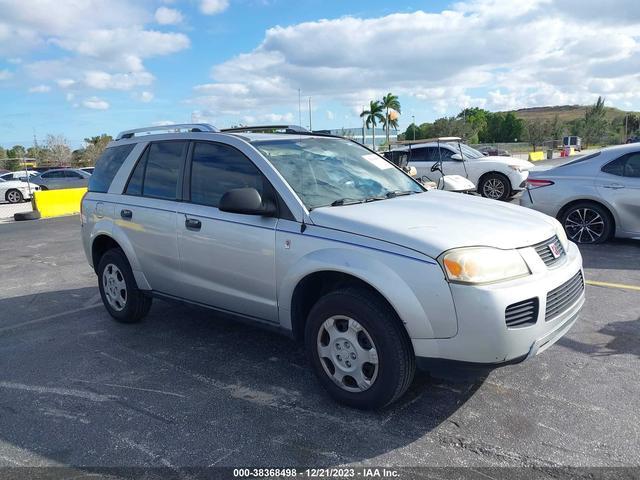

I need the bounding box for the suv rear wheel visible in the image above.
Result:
[97,249,152,323]
[305,287,415,409]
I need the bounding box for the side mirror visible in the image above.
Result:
[219,187,276,216]
[451,153,463,160]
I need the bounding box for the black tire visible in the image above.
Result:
[304,287,415,410]
[14,211,41,221]
[559,202,613,244]
[97,248,152,323]
[5,189,24,204]
[479,172,511,201]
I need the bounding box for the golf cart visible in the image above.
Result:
[385,137,476,193]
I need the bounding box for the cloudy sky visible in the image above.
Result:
[1,0,640,148]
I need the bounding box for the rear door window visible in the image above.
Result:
[125,141,187,200]
[88,144,135,193]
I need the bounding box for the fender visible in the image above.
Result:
[90,220,152,291]
[278,247,459,340]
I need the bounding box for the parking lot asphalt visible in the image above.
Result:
[0,215,638,473]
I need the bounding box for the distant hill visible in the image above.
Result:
[506,105,634,123]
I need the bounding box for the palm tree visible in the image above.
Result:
[381,93,401,146]
[360,100,385,149]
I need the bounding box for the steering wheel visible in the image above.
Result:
[430,162,441,172]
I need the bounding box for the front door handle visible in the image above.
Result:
[120,209,133,219]
[185,218,202,230]
[602,183,624,189]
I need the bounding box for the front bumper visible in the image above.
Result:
[507,170,529,192]
[413,241,584,365]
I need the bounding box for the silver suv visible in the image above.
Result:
[82,124,585,409]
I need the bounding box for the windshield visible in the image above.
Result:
[253,137,424,209]
[447,143,484,159]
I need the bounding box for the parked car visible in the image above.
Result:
[0,178,40,203]
[521,144,640,244]
[626,136,640,144]
[388,139,533,200]
[81,123,584,410]
[477,145,511,157]
[30,168,91,190]
[80,167,95,174]
[0,170,39,182]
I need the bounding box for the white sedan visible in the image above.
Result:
[0,178,40,203]
[391,139,533,201]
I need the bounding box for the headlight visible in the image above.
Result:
[508,164,526,172]
[440,247,530,284]
[554,219,569,250]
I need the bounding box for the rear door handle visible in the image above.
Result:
[185,218,202,230]
[120,209,133,219]
[602,183,624,189]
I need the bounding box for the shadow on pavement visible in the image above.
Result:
[559,317,640,359]
[0,288,485,468]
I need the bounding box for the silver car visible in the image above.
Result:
[521,144,640,244]
[31,168,91,190]
[81,124,584,409]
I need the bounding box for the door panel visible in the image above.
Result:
[597,153,640,235]
[115,196,181,295]
[176,203,278,321]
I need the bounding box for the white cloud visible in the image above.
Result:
[200,0,229,15]
[134,91,154,102]
[85,70,154,90]
[82,96,110,110]
[28,84,51,93]
[56,78,76,88]
[0,0,190,95]
[152,120,175,126]
[0,69,12,80]
[326,110,335,120]
[190,0,640,119]
[155,7,183,25]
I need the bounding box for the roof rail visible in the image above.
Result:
[116,123,219,140]
[221,125,309,134]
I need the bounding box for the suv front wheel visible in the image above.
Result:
[97,248,152,323]
[305,287,415,409]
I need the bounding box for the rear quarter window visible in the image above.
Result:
[88,144,135,193]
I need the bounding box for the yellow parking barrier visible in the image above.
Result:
[32,187,87,218]
[528,151,545,162]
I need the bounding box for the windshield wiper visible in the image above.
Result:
[385,190,417,198]
[330,198,364,207]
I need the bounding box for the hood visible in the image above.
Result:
[475,156,534,170]
[309,191,557,258]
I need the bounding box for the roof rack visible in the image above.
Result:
[116,123,219,140]
[221,125,310,134]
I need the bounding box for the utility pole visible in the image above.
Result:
[298,89,302,127]
[412,115,416,141]
[308,97,312,131]
[362,105,365,145]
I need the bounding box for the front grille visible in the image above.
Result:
[505,297,539,328]
[532,235,565,267]
[545,271,584,322]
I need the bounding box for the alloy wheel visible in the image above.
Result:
[316,315,379,392]
[102,263,127,311]
[564,208,605,244]
[482,178,505,199]
[7,190,22,203]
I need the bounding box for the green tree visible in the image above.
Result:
[547,114,565,141]
[0,146,5,159]
[7,145,26,158]
[381,93,401,147]
[360,100,385,149]
[523,120,550,151]
[582,96,608,147]
[78,133,112,165]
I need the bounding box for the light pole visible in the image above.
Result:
[412,115,416,141]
